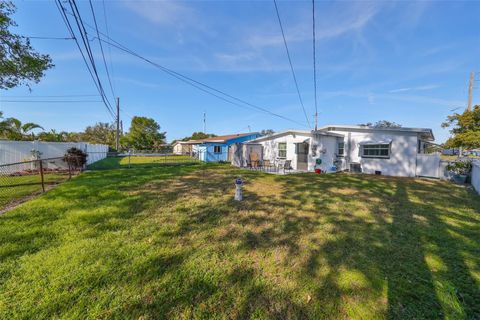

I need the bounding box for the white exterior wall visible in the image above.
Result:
[258,133,311,171]
[310,135,340,172]
[173,143,182,155]
[472,160,480,195]
[329,130,419,177]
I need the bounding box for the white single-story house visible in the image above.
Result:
[172,141,197,155]
[231,125,436,177]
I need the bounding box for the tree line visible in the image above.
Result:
[0,112,166,151]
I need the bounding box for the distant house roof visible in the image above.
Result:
[196,132,260,143]
[172,133,259,146]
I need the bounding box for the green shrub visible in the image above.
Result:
[446,160,472,175]
[63,147,88,170]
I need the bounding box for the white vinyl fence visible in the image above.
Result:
[415,153,454,179]
[472,160,480,195]
[0,140,108,166]
[416,153,441,177]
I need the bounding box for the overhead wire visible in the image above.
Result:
[0,100,103,103]
[58,2,309,128]
[27,36,74,40]
[101,0,117,94]
[91,32,308,128]
[1,94,100,98]
[55,0,115,120]
[88,0,116,99]
[273,0,311,129]
[68,0,114,114]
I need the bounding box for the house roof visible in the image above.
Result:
[172,133,258,145]
[315,125,435,141]
[191,132,260,144]
[248,129,315,143]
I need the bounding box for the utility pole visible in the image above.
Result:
[314,112,318,131]
[247,125,251,133]
[467,71,475,111]
[203,112,206,133]
[116,97,120,151]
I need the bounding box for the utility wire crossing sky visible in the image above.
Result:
[1,0,479,142]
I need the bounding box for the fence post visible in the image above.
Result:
[68,157,72,180]
[39,159,45,192]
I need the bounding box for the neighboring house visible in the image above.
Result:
[172,141,197,155]
[466,149,480,157]
[234,125,435,177]
[193,132,261,162]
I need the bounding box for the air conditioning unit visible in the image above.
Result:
[350,163,362,173]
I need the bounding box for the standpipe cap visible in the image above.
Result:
[235,178,243,185]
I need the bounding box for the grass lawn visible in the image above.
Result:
[88,155,199,170]
[0,173,69,210]
[0,161,479,319]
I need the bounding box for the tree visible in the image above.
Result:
[121,116,166,151]
[4,118,43,140]
[181,131,216,141]
[0,112,43,140]
[37,129,70,142]
[0,2,53,89]
[82,122,116,148]
[358,120,402,128]
[0,112,13,137]
[442,105,480,149]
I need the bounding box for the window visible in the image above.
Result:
[362,144,390,158]
[337,142,345,156]
[278,142,287,158]
[213,145,222,154]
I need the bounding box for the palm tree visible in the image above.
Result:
[0,115,44,140]
[0,112,14,138]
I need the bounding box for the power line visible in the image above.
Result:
[55,0,114,120]
[27,36,74,40]
[0,100,103,103]
[101,0,117,94]
[272,0,311,129]
[93,34,308,128]
[312,0,318,130]
[88,0,116,99]
[2,94,100,98]
[55,0,115,120]
[68,0,114,114]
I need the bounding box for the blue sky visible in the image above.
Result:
[1,0,479,142]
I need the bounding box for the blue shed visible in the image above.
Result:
[193,132,261,162]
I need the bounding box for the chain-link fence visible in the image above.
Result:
[0,156,84,212]
[88,152,203,170]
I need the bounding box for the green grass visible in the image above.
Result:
[0,162,479,319]
[0,173,68,210]
[87,155,199,170]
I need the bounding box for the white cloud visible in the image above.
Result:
[122,1,195,27]
[246,1,384,49]
[388,85,440,93]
